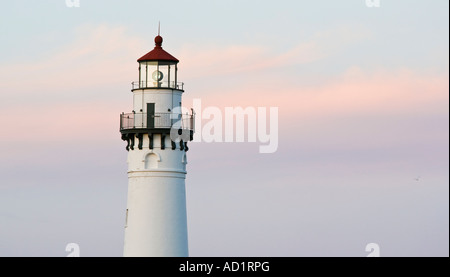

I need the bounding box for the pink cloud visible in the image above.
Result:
[0,24,145,93]
[1,23,446,151]
[182,66,448,150]
[0,100,124,143]
[0,24,150,143]
[177,24,372,79]
[292,68,448,118]
[189,67,448,119]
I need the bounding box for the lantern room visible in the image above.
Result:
[135,35,182,90]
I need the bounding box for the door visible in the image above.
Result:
[147,103,155,129]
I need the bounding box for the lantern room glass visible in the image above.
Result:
[139,61,177,89]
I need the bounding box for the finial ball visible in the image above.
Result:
[155,35,163,46]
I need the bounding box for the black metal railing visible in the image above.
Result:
[120,112,194,131]
[132,81,184,90]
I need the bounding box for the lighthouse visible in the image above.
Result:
[120,33,194,257]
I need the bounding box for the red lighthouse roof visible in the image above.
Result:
[137,35,179,63]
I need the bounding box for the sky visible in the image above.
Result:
[0,0,448,257]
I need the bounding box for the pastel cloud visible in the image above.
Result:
[185,66,448,118]
[285,67,448,118]
[178,24,372,79]
[183,66,448,154]
[0,24,144,94]
[0,23,447,153]
[0,24,146,144]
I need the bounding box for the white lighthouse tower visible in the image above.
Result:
[120,33,194,257]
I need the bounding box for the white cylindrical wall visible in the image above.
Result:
[133,89,183,113]
[123,172,188,257]
[123,134,189,257]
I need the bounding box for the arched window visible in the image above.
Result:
[143,152,161,169]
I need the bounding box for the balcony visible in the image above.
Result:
[132,81,184,90]
[120,112,194,131]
